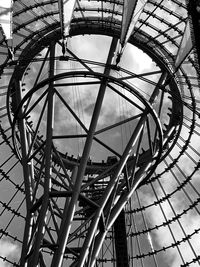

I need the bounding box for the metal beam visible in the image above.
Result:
[28,41,56,267]
[78,111,147,267]
[50,37,118,267]
[50,166,78,267]
[113,209,129,267]
[79,72,166,267]
[16,78,34,267]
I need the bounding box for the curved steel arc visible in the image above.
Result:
[10,70,157,161]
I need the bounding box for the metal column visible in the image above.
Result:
[28,41,56,266]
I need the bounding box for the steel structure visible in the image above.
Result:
[0,0,200,266]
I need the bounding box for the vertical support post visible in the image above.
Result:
[16,79,34,267]
[28,41,56,267]
[149,71,168,105]
[113,209,129,267]
[51,166,78,266]
[50,37,118,267]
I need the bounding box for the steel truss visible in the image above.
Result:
[0,1,200,267]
